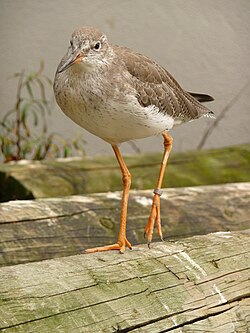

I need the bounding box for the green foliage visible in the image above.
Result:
[0,61,85,162]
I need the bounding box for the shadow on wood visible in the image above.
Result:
[0,230,249,332]
[0,183,249,266]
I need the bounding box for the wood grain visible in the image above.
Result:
[0,183,249,267]
[0,230,249,332]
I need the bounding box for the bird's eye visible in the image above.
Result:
[94,41,101,50]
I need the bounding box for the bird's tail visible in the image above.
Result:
[188,92,214,103]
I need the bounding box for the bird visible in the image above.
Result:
[53,26,214,254]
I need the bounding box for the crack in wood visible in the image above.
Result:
[115,299,247,333]
[0,206,116,224]
[1,287,150,330]
[2,234,115,244]
[159,302,241,333]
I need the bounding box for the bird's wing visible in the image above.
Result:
[114,45,214,120]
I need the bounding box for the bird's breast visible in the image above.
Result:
[54,71,175,144]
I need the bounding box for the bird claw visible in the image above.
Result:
[85,237,132,254]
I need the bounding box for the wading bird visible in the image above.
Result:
[54,27,214,253]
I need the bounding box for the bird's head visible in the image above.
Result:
[57,27,111,73]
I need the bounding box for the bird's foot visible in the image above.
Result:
[85,237,132,254]
[144,193,163,247]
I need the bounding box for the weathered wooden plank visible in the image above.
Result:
[0,230,249,332]
[0,183,249,266]
[1,144,249,201]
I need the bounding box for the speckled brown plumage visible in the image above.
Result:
[113,45,214,122]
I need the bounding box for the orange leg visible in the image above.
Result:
[86,145,132,254]
[144,132,173,246]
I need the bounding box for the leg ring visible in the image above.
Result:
[153,188,163,196]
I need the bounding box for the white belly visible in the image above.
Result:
[61,93,174,144]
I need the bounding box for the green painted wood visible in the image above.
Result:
[0,183,249,267]
[0,230,249,332]
[0,144,249,201]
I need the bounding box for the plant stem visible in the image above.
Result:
[197,79,250,150]
[15,71,24,160]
